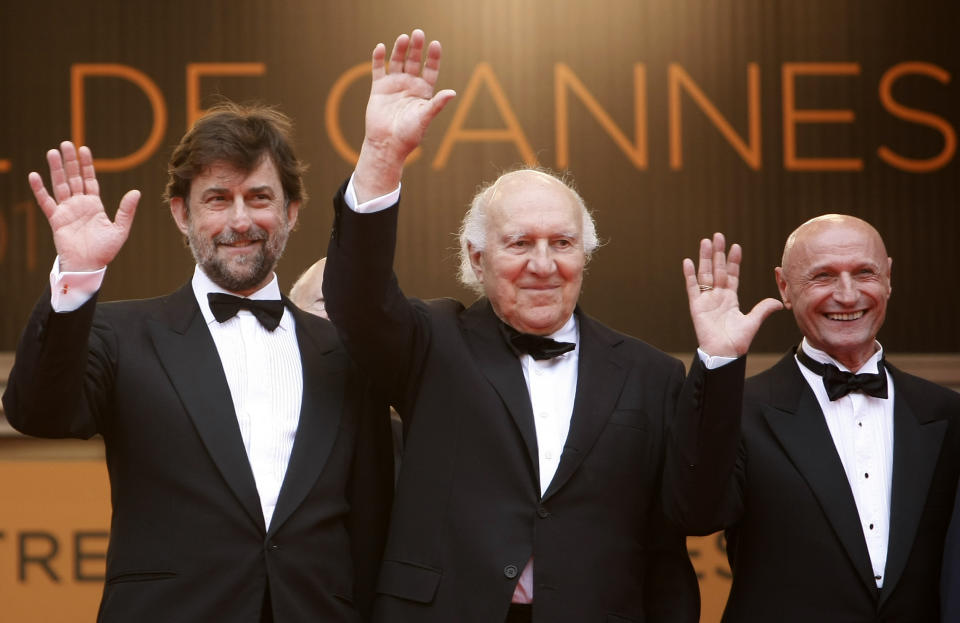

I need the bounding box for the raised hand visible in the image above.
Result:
[29,141,139,272]
[353,29,456,201]
[682,233,782,357]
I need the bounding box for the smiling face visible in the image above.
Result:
[469,171,585,335]
[170,156,299,296]
[776,215,892,371]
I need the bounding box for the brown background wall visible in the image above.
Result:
[1,0,958,353]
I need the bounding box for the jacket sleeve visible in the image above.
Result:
[661,355,747,535]
[2,286,114,439]
[323,181,430,418]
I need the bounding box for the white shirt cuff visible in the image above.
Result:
[49,256,106,312]
[345,173,401,213]
[697,347,738,370]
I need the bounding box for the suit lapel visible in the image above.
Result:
[877,366,947,605]
[461,300,541,488]
[542,311,627,501]
[268,302,346,536]
[759,355,879,597]
[148,283,266,532]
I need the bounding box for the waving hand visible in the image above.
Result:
[353,29,456,201]
[682,233,782,357]
[29,141,139,271]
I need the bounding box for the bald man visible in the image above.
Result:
[322,28,780,623]
[687,215,960,622]
[290,257,328,318]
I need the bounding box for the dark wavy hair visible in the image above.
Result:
[164,101,307,209]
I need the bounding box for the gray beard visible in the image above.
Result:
[187,221,290,293]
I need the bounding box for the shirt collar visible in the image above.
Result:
[548,313,579,346]
[800,337,884,374]
[191,265,291,331]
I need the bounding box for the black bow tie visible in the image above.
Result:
[502,323,575,361]
[796,345,888,401]
[207,293,284,331]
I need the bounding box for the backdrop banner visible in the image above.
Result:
[1,1,957,354]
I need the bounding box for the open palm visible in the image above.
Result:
[29,141,139,272]
[683,233,782,357]
[352,29,456,201]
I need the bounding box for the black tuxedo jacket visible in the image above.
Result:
[324,189,744,623]
[692,350,960,623]
[942,479,960,621]
[2,283,393,622]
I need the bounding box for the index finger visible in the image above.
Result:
[421,39,444,87]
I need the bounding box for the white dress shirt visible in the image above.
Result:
[795,338,894,587]
[50,258,303,530]
[518,315,580,496]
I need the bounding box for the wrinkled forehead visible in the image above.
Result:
[192,155,279,191]
[486,172,582,233]
[787,220,888,274]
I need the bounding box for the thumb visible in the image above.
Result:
[114,189,140,238]
[425,89,457,123]
[747,297,784,325]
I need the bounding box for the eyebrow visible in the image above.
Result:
[807,261,880,275]
[502,231,579,240]
[246,185,276,195]
[200,186,230,197]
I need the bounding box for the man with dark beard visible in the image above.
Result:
[2,103,393,623]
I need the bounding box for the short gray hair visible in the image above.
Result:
[457,168,599,296]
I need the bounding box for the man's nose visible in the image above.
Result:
[526,241,556,275]
[227,197,253,231]
[834,273,858,304]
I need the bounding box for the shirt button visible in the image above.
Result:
[503,564,519,579]
[537,411,549,419]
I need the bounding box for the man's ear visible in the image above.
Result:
[286,200,301,230]
[774,267,792,309]
[468,243,484,282]
[886,257,893,298]
[170,198,190,235]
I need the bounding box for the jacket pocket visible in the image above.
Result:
[376,560,442,604]
[608,408,649,431]
[106,570,177,584]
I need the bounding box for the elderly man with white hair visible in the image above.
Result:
[323,30,779,623]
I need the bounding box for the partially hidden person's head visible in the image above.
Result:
[289,257,327,319]
[165,102,308,296]
[775,214,892,371]
[458,168,599,335]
